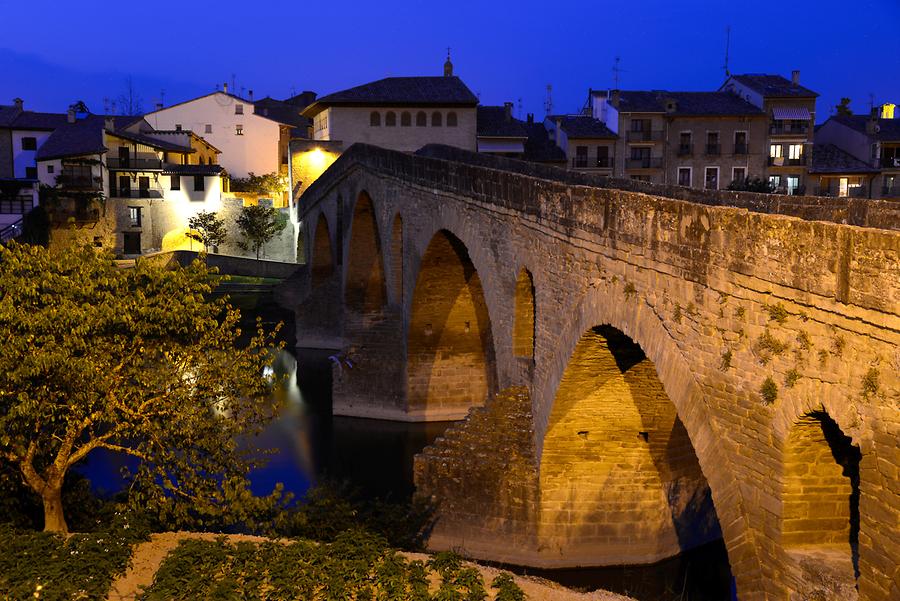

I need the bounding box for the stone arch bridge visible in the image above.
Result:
[286,144,900,601]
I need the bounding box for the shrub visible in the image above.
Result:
[760,377,778,404]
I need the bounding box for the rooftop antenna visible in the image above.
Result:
[159,89,165,108]
[231,73,236,94]
[723,25,731,77]
[612,56,623,89]
[517,97,523,119]
[544,84,553,117]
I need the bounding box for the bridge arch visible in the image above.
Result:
[513,267,535,359]
[310,211,334,288]
[406,228,497,417]
[344,190,386,313]
[533,283,763,597]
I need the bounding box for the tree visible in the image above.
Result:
[117,76,144,116]
[836,97,853,116]
[236,204,287,261]
[727,176,774,193]
[229,172,288,197]
[186,211,228,254]
[0,242,282,533]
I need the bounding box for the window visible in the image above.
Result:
[447,112,458,127]
[175,124,182,131]
[431,112,442,127]
[47,164,54,174]
[678,167,692,187]
[416,111,427,126]
[193,175,205,192]
[370,112,381,126]
[786,176,800,195]
[705,167,719,190]
[235,124,243,135]
[25,166,36,179]
[21,137,37,151]
[788,144,803,160]
[575,145,588,168]
[170,174,180,190]
[596,145,609,167]
[732,167,746,183]
[769,175,782,189]
[385,111,397,127]
[401,111,411,127]
[128,206,142,227]
[235,104,244,115]
[205,124,212,133]
[770,144,783,158]
[706,131,720,155]
[734,131,748,154]
[630,119,649,132]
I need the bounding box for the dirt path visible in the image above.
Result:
[107,532,636,601]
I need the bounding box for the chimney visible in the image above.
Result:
[249,89,254,101]
[223,82,229,94]
[67,107,76,123]
[155,102,163,111]
[105,116,115,131]
[611,89,620,108]
[526,113,534,125]
[13,97,23,110]
[791,70,800,85]
[503,101,513,122]
[555,117,562,145]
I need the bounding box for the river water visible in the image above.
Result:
[80,293,736,600]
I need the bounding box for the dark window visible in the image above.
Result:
[432,111,442,126]
[123,232,141,255]
[129,206,142,227]
[170,174,180,190]
[575,146,588,168]
[47,164,54,174]
[733,167,746,183]
[205,124,212,133]
[401,111,411,127]
[679,132,691,145]
[138,176,150,198]
[385,112,396,127]
[235,104,244,115]
[446,112,457,127]
[678,167,691,187]
[370,112,381,126]
[193,175,205,192]
[21,137,37,150]
[416,111,427,126]
[175,124,182,131]
[705,167,719,190]
[25,166,36,179]
[118,175,131,198]
[631,119,649,132]
[597,146,609,167]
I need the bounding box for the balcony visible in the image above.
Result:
[107,157,163,170]
[769,122,809,136]
[625,157,663,170]
[572,156,615,169]
[768,156,807,167]
[56,174,103,190]
[705,144,721,156]
[626,130,664,142]
[733,143,748,155]
[111,189,164,199]
[676,144,693,157]
[880,156,900,169]
[0,198,34,214]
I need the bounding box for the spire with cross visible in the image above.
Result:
[444,47,453,77]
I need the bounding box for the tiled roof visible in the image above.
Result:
[523,122,566,164]
[828,114,900,142]
[809,143,880,174]
[162,164,223,175]
[0,105,21,127]
[615,91,764,116]
[110,129,194,153]
[729,74,818,98]
[34,116,106,161]
[144,91,252,114]
[303,76,478,116]
[7,110,70,131]
[253,97,311,131]
[549,114,617,138]
[477,106,527,138]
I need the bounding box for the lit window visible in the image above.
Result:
[129,206,141,227]
[385,112,396,127]
[769,175,781,188]
[205,124,212,133]
[770,144,782,158]
[788,144,803,160]
[447,112,458,127]
[370,112,381,126]
[235,124,243,136]
[235,104,244,115]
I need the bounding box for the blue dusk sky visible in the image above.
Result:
[1,0,898,122]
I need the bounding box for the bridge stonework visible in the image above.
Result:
[290,144,900,601]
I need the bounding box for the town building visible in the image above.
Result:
[145,86,305,179]
[587,89,766,188]
[815,106,900,198]
[476,103,528,157]
[720,72,818,194]
[544,114,617,174]
[808,143,879,197]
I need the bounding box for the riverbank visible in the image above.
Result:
[108,532,637,601]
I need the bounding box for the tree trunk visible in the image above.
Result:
[42,482,67,534]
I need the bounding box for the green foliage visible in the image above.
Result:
[763,303,789,324]
[784,369,801,388]
[0,242,283,533]
[623,281,636,299]
[727,176,774,193]
[835,97,852,116]
[230,172,288,196]
[818,349,829,366]
[861,368,880,398]
[236,204,288,260]
[672,302,682,324]
[735,305,745,319]
[760,377,778,404]
[141,535,521,601]
[186,210,227,254]
[796,330,812,352]
[492,573,526,601]
[720,349,733,371]
[755,330,788,364]
[831,334,846,357]
[19,205,51,247]
[0,512,149,600]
